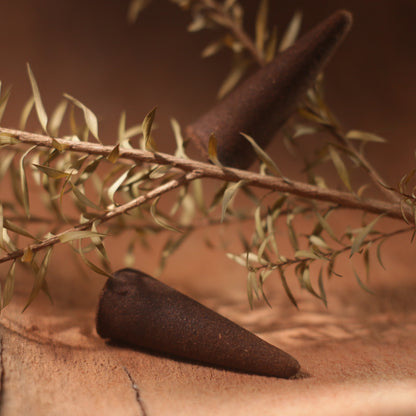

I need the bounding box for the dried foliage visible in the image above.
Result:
[0,0,415,311]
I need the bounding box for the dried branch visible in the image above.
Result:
[0,127,407,221]
[0,169,202,264]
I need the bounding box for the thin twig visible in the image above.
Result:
[256,225,413,272]
[0,127,408,222]
[202,0,264,66]
[0,169,202,264]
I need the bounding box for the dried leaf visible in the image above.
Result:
[201,39,225,58]
[27,63,48,134]
[0,83,12,123]
[71,183,101,211]
[217,56,249,99]
[241,132,283,177]
[171,118,187,159]
[221,180,246,222]
[295,250,320,260]
[0,133,19,146]
[78,241,113,278]
[20,146,36,218]
[287,213,298,251]
[142,107,157,151]
[265,25,278,63]
[208,133,223,166]
[279,267,298,309]
[150,197,182,233]
[346,130,386,143]
[127,0,154,23]
[247,271,258,309]
[19,96,35,130]
[2,261,16,309]
[49,99,68,137]
[33,164,71,179]
[376,239,387,270]
[350,215,384,257]
[352,265,375,294]
[107,168,132,205]
[279,10,302,51]
[318,267,328,307]
[23,247,53,312]
[4,219,37,240]
[59,230,106,244]
[328,145,352,191]
[64,93,99,142]
[255,0,268,57]
[107,144,120,164]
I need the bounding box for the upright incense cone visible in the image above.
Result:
[186,10,352,169]
[96,268,300,378]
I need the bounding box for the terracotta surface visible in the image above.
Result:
[0,1,416,415]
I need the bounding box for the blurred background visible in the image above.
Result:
[0,0,415,309]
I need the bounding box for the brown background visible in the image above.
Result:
[1,2,416,415]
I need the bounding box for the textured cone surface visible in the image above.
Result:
[186,10,352,169]
[96,268,300,378]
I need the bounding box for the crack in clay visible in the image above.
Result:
[123,366,148,416]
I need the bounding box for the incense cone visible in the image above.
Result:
[186,10,353,169]
[96,268,300,378]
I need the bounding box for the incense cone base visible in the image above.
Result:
[186,10,352,169]
[96,268,300,379]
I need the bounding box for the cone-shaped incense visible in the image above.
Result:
[96,268,300,378]
[186,10,352,169]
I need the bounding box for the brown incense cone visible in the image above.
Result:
[186,10,353,169]
[96,268,300,378]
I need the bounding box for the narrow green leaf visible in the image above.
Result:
[350,215,384,257]
[279,10,302,51]
[75,156,103,186]
[302,266,321,299]
[255,0,268,56]
[142,106,157,151]
[27,63,48,134]
[352,265,375,294]
[241,132,283,177]
[346,130,386,143]
[328,145,352,191]
[221,180,246,222]
[208,133,222,166]
[64,93,99,142]
[2,261,16,309]
[254,205,265,240]
[314,209,339,243]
